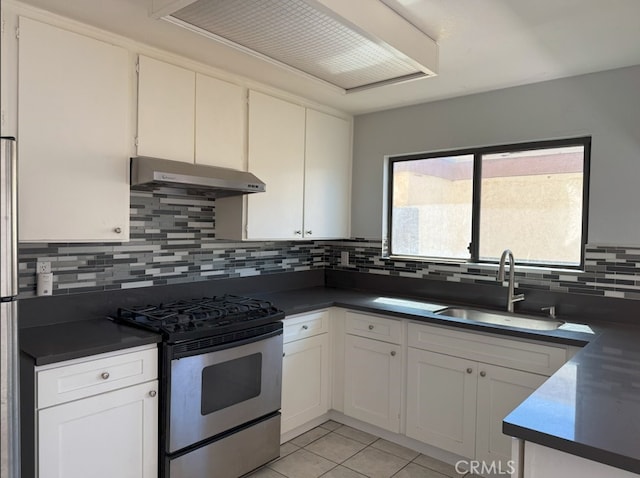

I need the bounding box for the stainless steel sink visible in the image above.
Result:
[436,307,565,331]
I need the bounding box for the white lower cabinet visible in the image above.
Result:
[475,364,547,465]
[38,381,158,478]
[406,322,563,465]
[343,312,403,433]
[406,348,478,457]
[281,311,331,434]
[406,348,547,462]
[522,441,639,478]
[35,345,158,478]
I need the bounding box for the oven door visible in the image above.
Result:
[168,329,283,453]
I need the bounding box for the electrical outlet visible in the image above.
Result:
[340,251,349,266]
[36,261,51,274]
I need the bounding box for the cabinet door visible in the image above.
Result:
[17,17,130,242]
[303,109,351,239]
[195,73,245,170]
[38,380,158,478]
[246,91,305,240]
[137,55,195,163]
[281,334,330,434]
[406,348,477,458]
[523,441,639,478]
[344,335,402,432]
[475,364,547,466]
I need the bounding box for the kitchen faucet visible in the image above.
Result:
[497,249,524,313]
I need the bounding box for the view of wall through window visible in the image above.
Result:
[391,155,473,259]
[388,139,589,268]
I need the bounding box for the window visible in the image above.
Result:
[386,137,590,268]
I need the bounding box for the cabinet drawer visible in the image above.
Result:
[408,322,566,376]
[345,311,402,344]
[37,346,158,408]
[283,310,329,343]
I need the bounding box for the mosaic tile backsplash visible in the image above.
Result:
[18,191,640,300]
[18,191,326,297]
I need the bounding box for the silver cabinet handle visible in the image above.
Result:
[294,230,302,235]
[149,390,157,398]
[101,372,110,380]
[368,324,374,330]
[480,371,487,377]
[390,351,396,357]
[114,227,122,234]
[466,368,473,374]
[302,325,309,330]
[305,230,312,235]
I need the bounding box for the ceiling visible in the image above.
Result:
[13,0,640,115]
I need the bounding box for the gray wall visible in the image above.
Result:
[352,65,640,244]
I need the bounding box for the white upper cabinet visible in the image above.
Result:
[136,55,195,163]
[216,91,352,241]
[195,73,245,170]
[245,90,306,240]
[17,17,130,242]
[304,109,351,239]
[136,56,246,170]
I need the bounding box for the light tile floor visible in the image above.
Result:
[247,421,483,478]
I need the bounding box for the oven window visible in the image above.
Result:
[201,353,262,414]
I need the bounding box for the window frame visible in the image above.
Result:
[385,136,591,269]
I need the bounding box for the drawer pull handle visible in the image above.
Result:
[480,371,487,377]
[368,325,374,330]
[101,372,110,380]
[149,390,157,398]
[466,368,473,374]
[302,325,309,330]
[390,351,396,357]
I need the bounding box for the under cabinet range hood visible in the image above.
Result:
[150,0,438,93]
[130,156,266,197]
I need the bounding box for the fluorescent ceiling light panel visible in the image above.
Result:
[154,0,438,93]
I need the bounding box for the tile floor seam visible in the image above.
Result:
[339,461,372,478]
[301,446,343,466]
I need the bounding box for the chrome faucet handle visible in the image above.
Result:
[541,306,556,318]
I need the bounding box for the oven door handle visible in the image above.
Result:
[170,324,283,359]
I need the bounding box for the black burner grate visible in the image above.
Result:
[114,294,284,342]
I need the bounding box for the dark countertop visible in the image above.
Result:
[256,287,596,347]
[20,318,161,366]
[20,286,596,367]
[504,326,640,474]
[20,284,639,474]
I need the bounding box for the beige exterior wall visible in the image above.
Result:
[392,171,583,264]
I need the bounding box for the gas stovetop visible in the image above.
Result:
[114,295,284,343]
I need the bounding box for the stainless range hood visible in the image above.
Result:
[130,156,266,197]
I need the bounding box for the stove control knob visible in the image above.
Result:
[101,372,110,380]
[149,390,157,398]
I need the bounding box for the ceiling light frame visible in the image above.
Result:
[150,0,439,93]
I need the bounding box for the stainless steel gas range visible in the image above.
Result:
[115,295,284,478]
